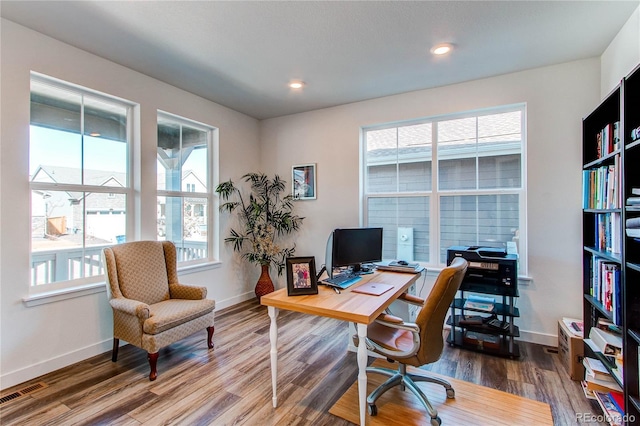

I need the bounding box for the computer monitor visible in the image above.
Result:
[325,227,383,278]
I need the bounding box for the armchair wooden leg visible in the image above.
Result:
[207,326,215,349]
[112,338,119,362]
[148,352,159,381]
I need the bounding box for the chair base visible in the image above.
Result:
[366,364,454,424]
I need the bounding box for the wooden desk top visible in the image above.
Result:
[260,270,420,324]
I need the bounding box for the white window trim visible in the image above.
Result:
[157,110,219,266]
[361,103,528,276]
[28,73,135,295]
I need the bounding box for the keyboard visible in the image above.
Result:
[323,273,362,289]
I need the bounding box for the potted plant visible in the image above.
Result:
[215,173,304,299]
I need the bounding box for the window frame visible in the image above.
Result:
[156,110,218,267]
[361,104,528,275]
[28,72,135,294]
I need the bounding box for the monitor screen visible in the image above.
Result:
[331,227,383,272]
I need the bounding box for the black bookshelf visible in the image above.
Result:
[583,63,640,425]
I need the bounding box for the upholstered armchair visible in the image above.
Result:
[103,240,215,381]
[359,257,468,425]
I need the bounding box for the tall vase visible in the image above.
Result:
[255,264,274,300]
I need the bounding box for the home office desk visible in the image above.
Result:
[260,270,421,425]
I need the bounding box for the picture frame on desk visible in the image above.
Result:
[286,256,318,296]
[292,163,316,200]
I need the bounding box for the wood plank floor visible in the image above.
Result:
[0,299,605,425]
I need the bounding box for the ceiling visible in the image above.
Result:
[2,1,638,120]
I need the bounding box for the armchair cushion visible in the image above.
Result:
[144,298,215,335]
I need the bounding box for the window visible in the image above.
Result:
[29,74,132,289]
[363,105,526,272]
[157,111,215,264]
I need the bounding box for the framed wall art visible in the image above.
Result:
[286,256,318,296]
[292,163,316,200]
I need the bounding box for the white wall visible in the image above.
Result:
[260,59,602,346]
[601,5,640,97]
[0,19,261,389]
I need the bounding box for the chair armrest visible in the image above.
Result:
[374,315,420,333]
[398,293,425,307]
[109,298,150,319]
[169,283,207,300]
[378,313,403,323]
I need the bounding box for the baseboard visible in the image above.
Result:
[1,291,256,391]
[215,291,255,311]
[1,339,114,391]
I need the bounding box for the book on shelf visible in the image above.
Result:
[585,373,622,393]
[583,160,621,210]
[583,356,613,381]
[626,228,640,238]
[593,391,623,426]
[458,314,485,325]
[463,300,494,312]
[626,196,640,205]
[589,327,622,357]
[626,216,640,228]
[609,389,625,413]
[581,380,596,400]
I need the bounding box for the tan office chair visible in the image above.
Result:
[361,257,468,425]
[103,240,215,380]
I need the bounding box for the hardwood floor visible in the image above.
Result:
[0,300,605,425]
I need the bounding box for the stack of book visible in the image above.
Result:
[463,295,495,312]
[626,188,640,212]
[582,357,621,394]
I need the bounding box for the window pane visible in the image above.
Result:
[439,194,519,263]
[182,128,208,192]
[30,190,123,285]
[366,128,398,192]
[398,123,431,191]
[366,124,432,193]
[84,193,126,246]
[157,117,208,193]
[30,82,83,184]
[83,96,128,180]
[367,197,429,262]
[158,196,208,262]
[478,111,522,189]
[438,117,477,190]
[478,154,521,189]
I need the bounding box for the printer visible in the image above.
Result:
[446,246,518,296]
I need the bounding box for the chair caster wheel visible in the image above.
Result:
[446,388,455,399]
[368,404,377,416]
[431,416,442,426]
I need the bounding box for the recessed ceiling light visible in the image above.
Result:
[89,132,101,137]
[430,43,454,56]
[289,81,304,89]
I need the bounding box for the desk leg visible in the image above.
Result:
[268,306,279,408]
[357,323,367,426]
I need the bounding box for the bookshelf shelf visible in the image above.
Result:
[451,298,520,317]
[583,246,622,263]
[584,294,614,321]
[629,329,640,344]
[627,262,640,273]
[583,63,640,425]
[631,396,640,415]
[583,149,621,169]
[448,289,520,358]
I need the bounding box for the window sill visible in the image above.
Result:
[23,260,222,307]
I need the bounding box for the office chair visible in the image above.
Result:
[361,257,468,425]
